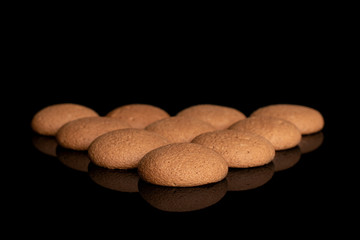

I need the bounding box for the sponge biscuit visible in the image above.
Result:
[229,116,302,150]
[192,130,275,168]
[145,116,216,143]
[251,104,324,135]
[56,117,131,151]
[31,103,99,136]
[106,104,170,129]
[88,128,170,169]
[176,104,246,130]
[137,143,228,187]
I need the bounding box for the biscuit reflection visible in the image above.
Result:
[32,134,58,157]
[138,180,227,212]
[88,163,139,192]
[56,146,91,172]
[272,147,301,172]
[226,162,275,191]
[299,131,324,154]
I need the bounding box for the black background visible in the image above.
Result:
[6,14,353,236]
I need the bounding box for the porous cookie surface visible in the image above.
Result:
[88,128,170,169]
[56,117,131,151]
[137,143,228,187]
[176,104,246,130]
[250,104,324,135]
[31,103,99,136]
[229,116,302,150]
[145,116,216,143]
[192,130,275,168]
[106,104,170,129]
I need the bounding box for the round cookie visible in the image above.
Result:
[250,104,324,135]
[56,117,131,151]
[106,104,170,129]
[137,142,228,187]
[229,116,302,150]
[192,130,275,168]
[31,103,99,136]
[145,116,216,143]
[176,104,246,130]
[88,128,170,169]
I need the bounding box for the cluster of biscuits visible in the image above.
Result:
[31,103,324,187]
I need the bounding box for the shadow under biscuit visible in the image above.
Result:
[138,179,228,212]
[272,146,302,172]
[87,163,140,193]
[226,162,275,191]
[299,131,324,154]
[56,146,91,172]
[32,134,58,157]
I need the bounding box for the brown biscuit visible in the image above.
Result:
[88,128,170,169]
[137,142,228,187]
[31,103,99,136]
[56,117,131,151]
[192,130,275,168]
[176,104,246,130]
[106,104,170,129]
[145,116,216,143]
[229,116,302,150]
[138,180,227,212]
[250,104,324,135]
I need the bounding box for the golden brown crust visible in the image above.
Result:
[229,116,302,150]
[56,117,131,151]
[137,143,228,187]
[88,128,170,169]
[106,104,170,129]
[250,104,324,135]
[145,116,216,143]
[176,104,246,130]
[192,130,275,168]
[31,103,99,136]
